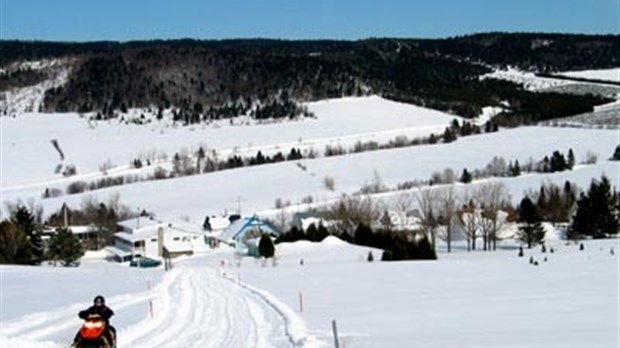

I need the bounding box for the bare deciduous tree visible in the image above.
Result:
[415,188,439,251]
[477,182,511,251]
[458,187,480,252]
[394,192,414,230]
[329,194,377,236]
[437,185,458,252]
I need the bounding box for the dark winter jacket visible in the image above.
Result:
[79,305,114,324]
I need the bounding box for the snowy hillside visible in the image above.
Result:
[0,59,72,116]
[1,93,619,348]
[481,67,572,91]
[559,68,620,83]
[2,95,618,224]
[0,96,460,190]
[482,66,620,91]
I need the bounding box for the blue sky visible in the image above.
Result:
[1,0,618,42]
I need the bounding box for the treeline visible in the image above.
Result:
[273,175,618,260]
[275,222,436,261]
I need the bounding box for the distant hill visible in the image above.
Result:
[1,33,617,124]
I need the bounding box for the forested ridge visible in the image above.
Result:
[1,33,617,123]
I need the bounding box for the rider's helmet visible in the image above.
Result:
[93,295,105,306]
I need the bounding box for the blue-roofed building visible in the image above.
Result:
[217,216,281,256]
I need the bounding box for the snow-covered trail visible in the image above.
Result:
[0,265,323,348]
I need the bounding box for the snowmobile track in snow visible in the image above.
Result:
[1,265,322,348]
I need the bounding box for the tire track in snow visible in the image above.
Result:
[1,265,323,347]
[120,265,322,347]
[0,270,180,343]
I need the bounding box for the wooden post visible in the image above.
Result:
[147,280,153,318]
[299,291,304,313]
[332,319,340,348]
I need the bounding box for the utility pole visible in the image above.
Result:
[235,196,245,215]
[62,203,68,227]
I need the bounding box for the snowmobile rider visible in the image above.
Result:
[79,295,115,336]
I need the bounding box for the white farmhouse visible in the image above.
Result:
[106,217,209,262]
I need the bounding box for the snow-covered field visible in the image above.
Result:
[482,67,620,91]
[481,67,572,91]
[1,237,618,347]
[1,94,619,347]
[559,68,620,83]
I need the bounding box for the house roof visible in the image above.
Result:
[69,224,99,235]
[115,220,206,243]
[217,216,280,243]
[117,216,162,231]
[115,230,158,242]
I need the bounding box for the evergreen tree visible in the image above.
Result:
[306,223,318,242]
[567,148,575,169]
[550,151,567,172]
[510,160,521,176]
[578,176,617,238]
[315,223,330,242]
[258,233,275,258]
[517,197,545,248]
[255,151,266,165]
[571,176,619,238]
[611,145,620,161]
[460,168,472,184]
[10,206,44,264]
[428,134,438,144]
[568,193,592,240]
[416,235,438,260]
[354,223,374,247]
[443,127,457,143]
[47,227,84,267]
[0,220,33,264]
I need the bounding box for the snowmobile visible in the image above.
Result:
[71,313,116,348]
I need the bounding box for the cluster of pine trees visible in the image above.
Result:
[0,206,83,266]
[517,176,619,248]
[569,176,619,239]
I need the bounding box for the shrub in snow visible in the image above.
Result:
[66,181,88,195]
[323,176,335,191]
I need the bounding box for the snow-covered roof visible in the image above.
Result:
[115,229,158,242]
[68,225,98,235]
[203,215,232,231]
[117,217,162,232]
[217,216,280,243]
[167,221,204,235]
